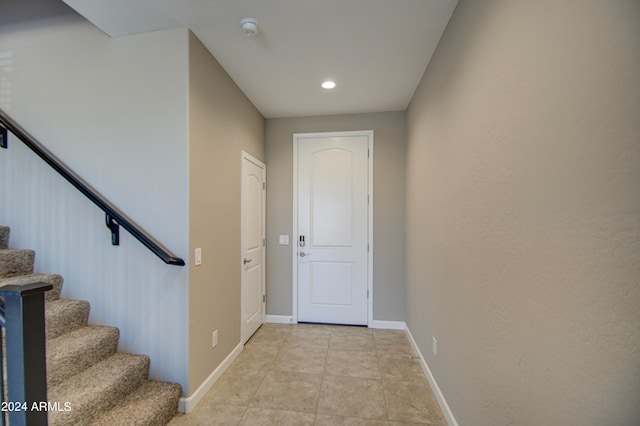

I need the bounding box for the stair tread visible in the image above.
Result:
[89,381,182,426]
[0,248,35,278]
[47,326,119,387]
[0,272,63,300]
[46,299,90,339]
[49,353,150,426]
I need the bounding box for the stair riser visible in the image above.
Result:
[0,226,8,249]
[48,355,151,426]
[46,300,90,339]
[47,327,120,388]
[90,381,182,426]
[0,249,35,278]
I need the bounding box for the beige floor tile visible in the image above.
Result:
[250,371,323,413]
[169,404,246,425]
[317,375,387,420]
[171,324,446,425]
[207,366,266,406]
[232,344,280,372]
[246,325,291,347]
[331,325,373,337]
[294,323,337,331]
[325,349,380,379]
[378,353,428,384]
[383,381,446,424]
[262,323,294,328]
[272,345,327,374]
[373,330,416,355]
[371,329,405,338]
[239,407,315,425]
[315,414,390,425]
[285,327,331,348]
[330,331,375,352]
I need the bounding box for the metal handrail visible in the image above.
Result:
[0,109,185,266]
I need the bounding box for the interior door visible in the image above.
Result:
[296,132,370,325]
[241,152,266,343]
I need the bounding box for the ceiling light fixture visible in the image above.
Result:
[240,18,259,36]
[322,80,336,89]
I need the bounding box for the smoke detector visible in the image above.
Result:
[240,18,259,36]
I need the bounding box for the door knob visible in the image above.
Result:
[243,258,252,264]
[299,252,310,257]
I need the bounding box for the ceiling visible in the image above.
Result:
[7,0,458,119]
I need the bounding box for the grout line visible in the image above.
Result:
[314,338,329,425]
[375,338,392,423]
[240,325,293,423]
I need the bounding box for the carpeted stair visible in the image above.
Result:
[0,225,181,425]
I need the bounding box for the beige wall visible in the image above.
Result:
[406,1,640,424]
[265,112,406,321]
[188,32,265,395]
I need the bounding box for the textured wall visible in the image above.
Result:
[188,32,265,395]
[265,112,406,322]
[0,15,190,389]
[405,1,640,424]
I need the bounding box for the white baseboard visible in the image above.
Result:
[178,341,243,414]
[370,320,406,330]
[405,326,458,426]
[266,315,295,324]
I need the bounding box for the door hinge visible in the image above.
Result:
[263,182,266,190]
[367,289,370,299]
[367,243,370,252]
[368,148,370,158]
[263,294,266,303]
[263,238,266,246]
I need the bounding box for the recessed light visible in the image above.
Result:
[322,80,336,89]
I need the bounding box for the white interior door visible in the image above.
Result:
[296,132,371,325]
[241,152,266,343]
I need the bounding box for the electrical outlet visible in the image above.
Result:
[194,248,202,266]
[211,330,218,348]
[432,336,437,357]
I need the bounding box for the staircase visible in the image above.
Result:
[0,225,182,425]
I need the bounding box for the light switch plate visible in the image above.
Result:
[194,248,202,266]
[278,235,289,245]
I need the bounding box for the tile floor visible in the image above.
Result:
[169,323,446,425]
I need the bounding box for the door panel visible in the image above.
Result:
[310,262,354,306]
[241,153,265,343]
[297,134,369,325]
[311,149,354,247]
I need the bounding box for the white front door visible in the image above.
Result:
[241,152,266,343]
[295,132,371,325]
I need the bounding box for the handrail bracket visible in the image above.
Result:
[106,213,120,246]
[1,125,7,149]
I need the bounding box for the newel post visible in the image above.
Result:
[0,281,52,426]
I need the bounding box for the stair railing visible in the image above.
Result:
[0,109,185,266]
[0,281,52,426]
